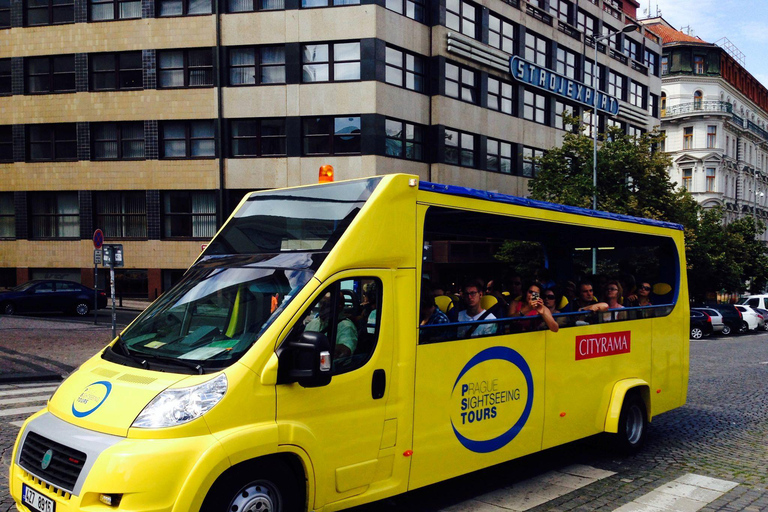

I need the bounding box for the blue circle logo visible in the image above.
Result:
[450,346,534,453]
[72,381,112,418]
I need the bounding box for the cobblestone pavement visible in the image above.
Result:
[1,319,767,511]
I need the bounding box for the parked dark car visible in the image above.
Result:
[699,303,745,335]
[0,280,107,316]
[690,310,713,339]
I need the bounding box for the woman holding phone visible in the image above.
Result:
[508,282,559,332]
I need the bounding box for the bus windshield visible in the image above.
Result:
[107,259,315,372]
[203,177,381,256]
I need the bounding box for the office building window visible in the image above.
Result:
[0,0,10,28]
[522,146,544,177]
[302,0,358,7]
[606,71,624,100]
[90,51,143,91]
[90,0,140,20]
[706,168,715,192]
[0,193,13,238]
[0,59,10,95]
[157,0,212,16]
[26,0,74,25]
[576,9,596,35]
[629,81,645,108]
[228,0,283,11]
[660,130,665,152]
[303,116,361,155]
[445,62,477,104]
[302,42,360,82]
[163,191,217,239]
[385,118,424,161]
[95,192,147,238]
[581,111,602,138]
[486,138,513,174]
[555,100,574,130]
[523,90,546,125]
[644,50,658,75]
[385,46,425,92]
[30,192,79,239]
[707,125,717,148]
[682,169,692,191]
[623,38,640,61]
[648,93,658,118]
[158,49,213,88]
[26,55,75,94]
[661,55,668,75]
[160,120,216,158]
[445,0,477,39]
[525,32,548,67]
[228,46,285,86]
[601,23,620,50]
[91,122,145,160]
[385,0,425,21]
[0,125,11,161]
[488,14,514,54]
[583,59,601,90]
[28,124,77,161]
[683,127,693,150]
[487,77,513,115]
[694,55,704,74]
[694,90,703,109]
[229,118,286,157]
[550,0,570,23]
[444,128,475,167]
[556,47,577,79]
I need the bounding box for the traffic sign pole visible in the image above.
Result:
[92,231,104,326]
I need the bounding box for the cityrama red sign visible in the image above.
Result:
[575,331,631,360]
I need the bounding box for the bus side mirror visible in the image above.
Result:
[281,331,333,388]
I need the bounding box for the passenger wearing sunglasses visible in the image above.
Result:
[625,281,653,308]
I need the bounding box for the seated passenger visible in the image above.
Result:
[561,281,608,323]
[419,294,452,342]
[625,280,653,308]
[602,280,626,321]
[509,282,559,332]
[457,280,497,338]
[305,293,358,358]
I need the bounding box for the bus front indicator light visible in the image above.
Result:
[319,165,334,183]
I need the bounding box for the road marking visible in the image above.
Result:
[0,395,51,406]
[439,465,616,512]
[0,386,58,397]
[0,406,44,417]
[10,420,25,428]
[612,474,738,512]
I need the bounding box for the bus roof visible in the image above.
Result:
[419,181,684,231]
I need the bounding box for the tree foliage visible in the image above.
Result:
[529,113,768,301]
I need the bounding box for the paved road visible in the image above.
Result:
[0,322,766,511]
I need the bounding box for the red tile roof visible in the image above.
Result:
[645,23,710,45]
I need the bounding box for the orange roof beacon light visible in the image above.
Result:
[319,164,334,183]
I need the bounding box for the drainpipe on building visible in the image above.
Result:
[215,0,226,228]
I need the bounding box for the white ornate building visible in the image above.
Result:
[644,17,768,241]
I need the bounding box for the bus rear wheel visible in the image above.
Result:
[614,392,647,455]
[201,459,303,512]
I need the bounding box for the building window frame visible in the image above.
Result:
[445,0,478,39]
[160,120,216,159]
[706,125,717,149]
[384,0,425,21]
[576,8,596,36]
[694,55,705,74]
[683,126,693,150]
[524,31,548,68]
[487,76,514,116]
[26,55,76,94]
[302,41,361,83]
[385,118,424,161]
[523,89,547,125]
[27,123,77,162]
[94,191,148,239]
[606,71,625,100]
[229,118,287,157]
[162,190,217,239]
[227,0,284,12]
[706,168,715,192]
[0,0,10,28]
[26,0,74,26]
[522,146,544,177]
[90,51,143,91]
[0,192,14,239]
[158,48,214,89]
[29,192,80,239]
[556,46,577,79]
[228,46,286,86]
[0,125,11,162]
[384,45,426,92]
[445,61,477,104]
[89,0,141,21]
[302,0,359,7]
[444,128,475,167]
[486,137,513,174]
[488,14,514,54]
[302,115,361,156]
[629,81,645,108]
[157,0,212,16]
[682,168,692,191]
[91,122,145,161]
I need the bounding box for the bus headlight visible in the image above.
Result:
[132,374,228,428]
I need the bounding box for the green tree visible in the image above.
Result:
[529,113,768,300]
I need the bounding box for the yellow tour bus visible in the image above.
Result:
[10,173,689,512]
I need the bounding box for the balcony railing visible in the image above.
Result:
[557,20,581,41]
[661,101,733,118]
[525,2,553,25]
[731,114,744,128]
[748,120,768,141]
[609,49,628,65]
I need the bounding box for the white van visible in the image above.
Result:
[740,295,768,311]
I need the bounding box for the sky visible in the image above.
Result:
[641,0,768,88]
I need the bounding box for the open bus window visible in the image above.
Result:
[419,206,679,342]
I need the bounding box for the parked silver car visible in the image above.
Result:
[692,307,725,334]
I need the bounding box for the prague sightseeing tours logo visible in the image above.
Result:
[72,381,112,418]
[451,346,534,453]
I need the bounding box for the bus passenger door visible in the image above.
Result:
[409,328,546,490]
[276,271,395,509]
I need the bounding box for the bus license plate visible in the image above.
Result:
[22,484,55,512]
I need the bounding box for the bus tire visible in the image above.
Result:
[614,392,647,455]
[201,458,304,512]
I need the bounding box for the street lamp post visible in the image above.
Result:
[587,22,639,273]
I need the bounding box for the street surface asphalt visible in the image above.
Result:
[0,312,767,512]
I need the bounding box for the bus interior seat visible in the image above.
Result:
[435,295,454,313]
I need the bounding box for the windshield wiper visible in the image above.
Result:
[112,334,149,369]
[132,353,205,375]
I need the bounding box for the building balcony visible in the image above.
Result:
[661,101,733,118]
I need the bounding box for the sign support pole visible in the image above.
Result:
[94,262,98,325]
[110,258,116,340]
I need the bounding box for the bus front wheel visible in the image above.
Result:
[201,459,303,512]
[614,393,647,455]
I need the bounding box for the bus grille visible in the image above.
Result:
[18,432,86,493]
